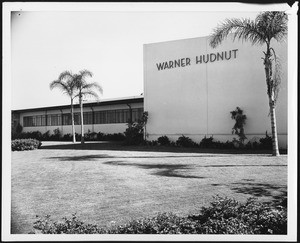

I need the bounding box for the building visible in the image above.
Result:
[12,96,144,135]
[12,34,287,148]
[143,35,287,148]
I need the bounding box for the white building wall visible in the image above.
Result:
[144,35,287,148]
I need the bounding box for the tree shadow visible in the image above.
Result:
[199,164,286,167]
[104,161,205,179]
[230,182,287,204]
[46,154,232,161]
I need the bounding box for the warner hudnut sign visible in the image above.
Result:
[156,49,239,71]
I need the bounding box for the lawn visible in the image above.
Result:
[11,141,287,234]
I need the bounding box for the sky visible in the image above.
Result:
[9,3,287,110]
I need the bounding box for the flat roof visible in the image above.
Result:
[12,96,144,113]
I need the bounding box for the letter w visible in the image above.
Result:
[156,63,165,71]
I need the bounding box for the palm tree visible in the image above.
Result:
[73,70,103,144]
[50,71,77,143]
[209,11,287,156]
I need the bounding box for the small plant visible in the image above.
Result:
[11,139,42,151]
[230,107,247,145]
[259,131,273,149]
[176,135,197,147]
[124,112,148,145]
[157,136,171,146]
[42,131,50,141]
[199,136,214,148]
[52,128,62,141]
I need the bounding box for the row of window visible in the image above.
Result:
[23,108,144,127]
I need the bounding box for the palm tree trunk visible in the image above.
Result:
[264,46,280,156]
[71,98,76,143]
[79,92,85,144]
[269,101,280,156]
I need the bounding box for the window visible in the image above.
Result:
[124,110,131,123]
[36,116,42,126]
[22,107,143,127]
[115,110,124,123]
[62,114,72,125]
[74,113,80,125]
[107,110,116,123]
[132,108,144,122]
[23,116,35,127]
[41,115,46,126]
[83,112,93,124]
[50,114,61,126]
[94,111,107,124]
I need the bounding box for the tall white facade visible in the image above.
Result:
[144,35,287,148]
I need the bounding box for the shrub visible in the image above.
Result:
[176,135,197,147]
[61,133,72,141]
[189,196,287,234]
[124,112,148,145]
[84,130,98,141]
[230,107,247,145]
[259,131,272,149]
[199,136,214,148]
[11,139,42,151]
[144,140,158,146]
[124,123,144,145]
[32,196,287,234]
[51,128,62,141]
[157,136,171,146]
[42,131,51,141]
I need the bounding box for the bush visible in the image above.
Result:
[157,136,171,146]
[32,196,287,234]
[14,131,43,140]
[189,196,287,234]
[199,136,214,148]
[96,132,126,141]
[84,130,98,141]
[259,131,273,149]
[124,123,144,145]
[176,135,197,147]
[42,131,51,141]
[52,128,62,141]
[61,133,73,141]
[11,139,42,151]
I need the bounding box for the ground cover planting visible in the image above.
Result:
[11,141,287,234]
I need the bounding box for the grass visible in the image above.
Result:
[11,141,287,234]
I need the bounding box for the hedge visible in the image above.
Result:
[11,139,42,151]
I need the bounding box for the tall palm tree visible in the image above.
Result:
[209,11,287,156]
[73,70,103,144]
[50,71,77,143]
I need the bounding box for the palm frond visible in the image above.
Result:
[82,90,100,100]
[209,18,266,48]
[81,82,103,94]
[79,69,93,82]
[256,11,288,42]
[209,11,287,48]
[58,70,73,82]
[49,80,69,92]
[271,50,282,104]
